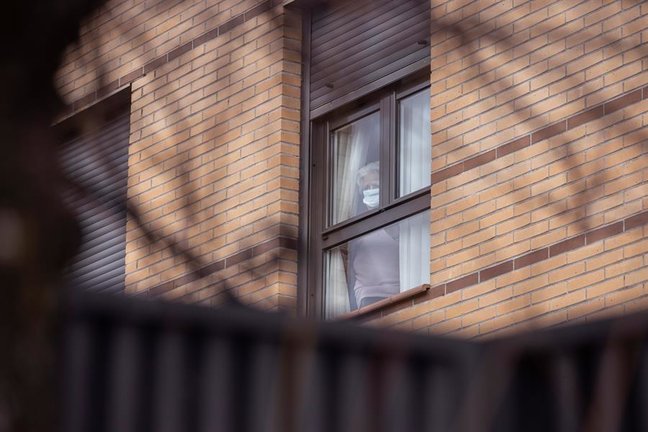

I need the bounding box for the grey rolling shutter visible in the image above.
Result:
[60,112,130,293]
[309,0,430,116]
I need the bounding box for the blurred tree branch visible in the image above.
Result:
[0,0,269,428]
[0,1,112,431]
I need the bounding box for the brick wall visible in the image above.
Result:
[58,0,648,330]
[367,0,648,336]
[56,0,302,311]
[57,0,281,106]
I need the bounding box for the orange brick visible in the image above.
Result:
[531,282,567,304]
[497,294,531,315]
[605,284,645,308]
[446,299,480,320]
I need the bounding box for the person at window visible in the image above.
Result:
[348,161,400,308]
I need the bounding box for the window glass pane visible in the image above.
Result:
[324,210,430,319]
[331,112,380,225]
[398,89,431,197]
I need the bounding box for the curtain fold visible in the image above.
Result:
[399,90,431,197]
[325,248,351,318]
[398,211,430,292]
[332,116,375,224]
[327,115,376,315]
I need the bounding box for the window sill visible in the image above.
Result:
[337,284,430,321]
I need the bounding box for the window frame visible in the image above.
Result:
[53,87,132,294]
[306,75,431,318]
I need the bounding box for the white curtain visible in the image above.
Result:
[332,117,374,224]
[325,248,351,318]
[398,211,430,291]
[326,116,374,316]
[399,90,431,196]
[398,90,431,291]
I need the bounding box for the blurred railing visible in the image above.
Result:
[60,291,648,432]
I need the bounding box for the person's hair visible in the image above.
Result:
[356,161,379,186]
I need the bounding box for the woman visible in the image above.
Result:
[349,161,400,308]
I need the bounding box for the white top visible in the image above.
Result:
[351,228,400,304]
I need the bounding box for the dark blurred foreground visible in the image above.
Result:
[60,291,648,432]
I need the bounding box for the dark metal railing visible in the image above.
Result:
[60,290,648,432]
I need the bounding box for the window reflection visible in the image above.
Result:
[325,210,430,318]
[331,112,380,225]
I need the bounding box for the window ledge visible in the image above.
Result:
[337,284,430,321]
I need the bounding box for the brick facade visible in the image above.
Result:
[57,0,302,311]
[57,0,648,335]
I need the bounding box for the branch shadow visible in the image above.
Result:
[434,2,648,235]
[58,1,292,307]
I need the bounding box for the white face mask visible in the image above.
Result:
[362,188,379,208]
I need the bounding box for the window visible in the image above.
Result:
[56,89,130,293]
[308,77,431,318]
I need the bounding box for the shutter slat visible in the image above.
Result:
[311,17,429,90]
[311,49,429,110]
[310,0,430,115]
[311,0,403,48]
[311,44,429,100]
[59,112,129,293]
[311,0,420,60]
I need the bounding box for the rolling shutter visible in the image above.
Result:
[59,111,130,293]
[309,0,430,117]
